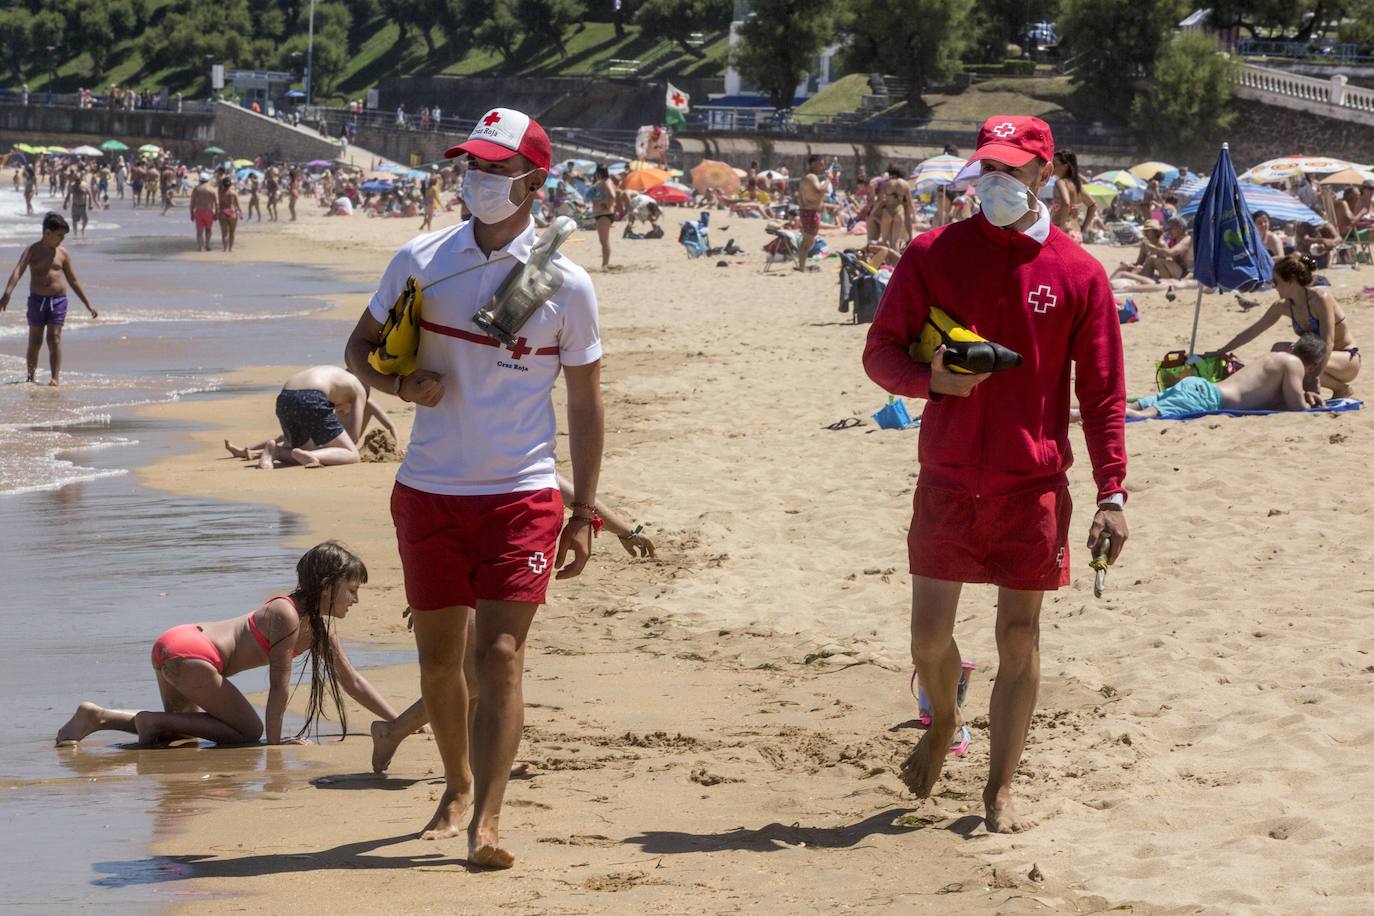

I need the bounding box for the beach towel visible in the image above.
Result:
[1126,397,1362,422]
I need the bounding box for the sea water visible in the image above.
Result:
[0,187,400,910]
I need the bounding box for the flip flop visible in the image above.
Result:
[911,660,977,728]
[823,417,863,430]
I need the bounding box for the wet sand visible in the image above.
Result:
[70,200,1374,912]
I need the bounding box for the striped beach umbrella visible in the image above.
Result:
[1179,182,1324,225]
[910,154,967,192]
[1094,169,1147,190]
[1173,174,1209,199]
[1238,156,1355,183]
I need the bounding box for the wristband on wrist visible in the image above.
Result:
[392,374,405,399]
[569,512,603,535]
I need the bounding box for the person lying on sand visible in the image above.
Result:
[224,365,397,470]
[56,542,409,747]
[1126,334,1328,418]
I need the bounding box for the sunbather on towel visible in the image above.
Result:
[1126,333,1328,419]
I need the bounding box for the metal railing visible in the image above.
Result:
[307,105,1138,152]
[1236,39,1374,64]
[0,90,210,112]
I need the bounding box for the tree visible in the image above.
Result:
[29,10,66,72]
[732,0,833,109]
[73,5,117,77]
[472,0,522,61]
[1132,31,1237,160]
[840,0,975,110]
[0,11,31,83]
[516,0,585,58]
[634,0,730,59]
[1058,0,1185,113]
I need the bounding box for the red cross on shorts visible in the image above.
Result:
[507,337,533,359]
[483,111,502,126]
[1028,283,1058,314]
[671,93,685,107]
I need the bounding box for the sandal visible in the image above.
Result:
[823,417,863,430]
[911,659,976,727]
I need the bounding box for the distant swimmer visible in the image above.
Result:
[62,176,92,238]
[55,542,409,747]
[0,212,99,386]
[224,364,397,470]
[189,172,218,252]
[863,116,1128,834]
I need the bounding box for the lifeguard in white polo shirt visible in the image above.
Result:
[346,107,604,869]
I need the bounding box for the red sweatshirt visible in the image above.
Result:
[863,212,1127,503]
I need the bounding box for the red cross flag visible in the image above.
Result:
[665,83,689,128]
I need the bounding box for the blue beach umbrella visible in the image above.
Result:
[1179,181,1322,227]
[361,179,394,192]
[236,167,264,180]
[1186,143,1275,354]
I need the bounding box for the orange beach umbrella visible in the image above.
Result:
[690,159,740,195]
[620,167,672,192]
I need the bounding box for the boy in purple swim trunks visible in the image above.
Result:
[0,212,98,386]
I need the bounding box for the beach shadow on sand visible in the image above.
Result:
[309,772,429,791]
[91,833,479,887]
[623,808,955,854]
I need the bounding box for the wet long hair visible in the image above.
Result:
[287,541,368,740]
[1054,148,1081,193]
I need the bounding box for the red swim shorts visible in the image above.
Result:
[799,208,821,234]
[391,482,564,610]
[908,484,1072,591]
[193,208,216,230]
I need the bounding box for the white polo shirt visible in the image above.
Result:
[368,218,601,496]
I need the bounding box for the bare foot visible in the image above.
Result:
[370,720,402,774]
[1331,383,1355,399]
[55,702,104,745]
[420,787,472,840]
[48,378,59,387]
[224,439,250,460]
[899,723,955,798]
[468,823,515,869]
[290,447,322,469]
[257,443,275,471]
[983,785,1035,833]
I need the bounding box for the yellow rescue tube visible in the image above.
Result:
[368,276,423,377]
[909,305,1022,375]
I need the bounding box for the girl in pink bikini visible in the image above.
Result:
[56,542,405,747]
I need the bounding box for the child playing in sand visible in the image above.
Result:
[0,212,99,386]
[224,365,398,470]
[56,542,408,747]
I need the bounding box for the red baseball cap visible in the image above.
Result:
[445,108,551,171]
[967,116,1054,168]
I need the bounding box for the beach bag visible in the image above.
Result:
[1155,350,1243,392]
[678,220,708,258]
[1117,297,1139,324]
[872,398,919,429]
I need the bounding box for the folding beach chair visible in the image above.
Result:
[838,250,884,324]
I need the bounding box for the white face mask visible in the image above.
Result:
[976,170,1033,227]
[463,167,534,223]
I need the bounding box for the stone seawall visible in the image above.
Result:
[0,104,214,159]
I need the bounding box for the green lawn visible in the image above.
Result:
[924,75,1081,122]
[12,16,728,102]
[796,73,870,117]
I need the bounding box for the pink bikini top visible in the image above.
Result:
[248,596,304,657]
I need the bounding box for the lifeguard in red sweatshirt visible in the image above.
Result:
[862,116,1128,833]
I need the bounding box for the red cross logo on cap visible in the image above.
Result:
[483,111,502,126]
[992,122,1016,138]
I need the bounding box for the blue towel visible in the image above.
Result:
[1126,397,1362,422]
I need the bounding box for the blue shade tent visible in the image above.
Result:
[1179,180,1323,226]
[1187,143,1275,354]
[361,180,394,192]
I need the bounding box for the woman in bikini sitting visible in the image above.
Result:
[590,164,617,271]
[217,177,243,253]
[56,542,407,747]
[1208,253,1359,399]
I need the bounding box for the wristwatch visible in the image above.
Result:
[1098,493,1125,510]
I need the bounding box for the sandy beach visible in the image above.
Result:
[108,203,1374,913]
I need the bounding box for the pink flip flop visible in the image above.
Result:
[911,660,976,727]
